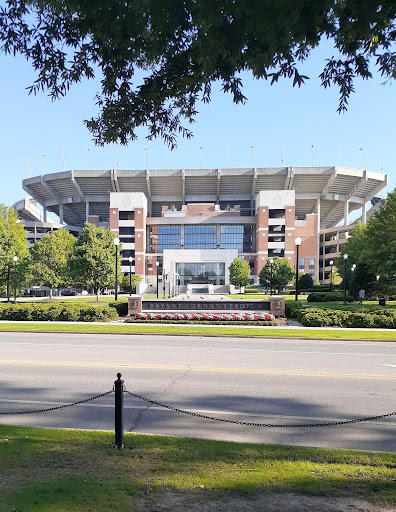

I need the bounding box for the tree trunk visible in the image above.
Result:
[96,288,100,302]
[49,287,53,299]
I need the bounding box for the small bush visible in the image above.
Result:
[108,301,128,316]
[285,301,303,319]
[245,289,259,293]
[0,303,118,322]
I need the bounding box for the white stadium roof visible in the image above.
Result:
[22,166,388,229]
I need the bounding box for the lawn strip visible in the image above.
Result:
[0,322,394,340]
[0,426,395,511]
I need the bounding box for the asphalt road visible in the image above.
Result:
[0,332,395,451]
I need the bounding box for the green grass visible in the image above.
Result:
[0,426,395,511]
[0,322,395,339]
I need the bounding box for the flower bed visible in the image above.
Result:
[135,312,275,322]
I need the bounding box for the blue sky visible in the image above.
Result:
[0,40,395,210]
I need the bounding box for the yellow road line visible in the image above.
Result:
[0,360,395,380]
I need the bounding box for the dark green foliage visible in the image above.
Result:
[299,308,396,328]
[307,292,353,302]
[285,300,303,318]
[2,2,396,146]
[245,289,259,293]
[0,303,118,322]
[229,258,251,290]
[259,257,295,292]
[108,301,128,316]
[298,273,313,290]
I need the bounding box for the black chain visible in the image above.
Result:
[0,390,114,415]
[124,390,396,428]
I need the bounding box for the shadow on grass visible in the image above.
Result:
[1,427,396,512]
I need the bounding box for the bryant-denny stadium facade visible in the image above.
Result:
[14,167,387,294]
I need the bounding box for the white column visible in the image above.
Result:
[86,200,90,222]
[43,206,47,223]
[59,203,64,224]
[316,199,321,281]
[361,202,366,224]
[344,199,349,226]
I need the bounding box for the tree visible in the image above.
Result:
[29,229,75,298]
[68,223,122,301]
[298,273,313,290]
[121,273,142,293]
[364,189,396,278]
[1,1,396,146]
[259,257,294,293]
[229,258,250,292]
[349,262,378,297]
[0,205,29,300]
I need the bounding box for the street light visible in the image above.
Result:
[295,237,302,301]
[128,256,133,296]
[269,258,274,296]
[13,256,18,303]
[163,270,166,298]
[343,253,348,304]
[156,260,160,299]
[114,237,119,301]
[329,259,333,292]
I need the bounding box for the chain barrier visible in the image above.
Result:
[0,390,114,415]
[124,389,396,428]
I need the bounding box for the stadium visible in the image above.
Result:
[14,166,388,294]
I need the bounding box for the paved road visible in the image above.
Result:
[0,332,395,451]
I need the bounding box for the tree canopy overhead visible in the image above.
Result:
[2,1,396,147]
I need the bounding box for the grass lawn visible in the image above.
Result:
[0,322,395,339]
[0,426,395,512]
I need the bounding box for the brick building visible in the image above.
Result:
[18,166,387,293]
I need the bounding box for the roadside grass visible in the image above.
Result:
[0,426,395,511]
[0,322,395,339]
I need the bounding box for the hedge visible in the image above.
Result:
[0,303,118,322]
[108,301,128,316]
[285,300,303,318]
[299,308,396,328]
[307,292,354,302]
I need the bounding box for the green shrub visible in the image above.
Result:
[285,300,303,319]
[245,289,259,293]
[307,292,353,302]
[299,307,396,328]
[0,303,118,322]
[108,301,128,316]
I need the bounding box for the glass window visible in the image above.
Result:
[149,225,181,253]
[176,262,225,285]
[119,226,135,236]
[185,226,216,249]
[299,257,305,273]
[119,211,135,221]
[309,257,315,276]
[220,225,243,251]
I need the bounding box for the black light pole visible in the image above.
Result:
[163,270,166,298]
[114,237,119,301]
[128,256,132,296]
[13,256,18,303]
[329,259,333,292]
[156,260,159,299]
[343,253,348,304]
[295,237,302,301]
[269,258,273,296]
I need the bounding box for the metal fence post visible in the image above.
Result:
[114,373,124,450]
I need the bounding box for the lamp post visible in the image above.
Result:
[128,256,133,296]
[269,258,274,296]
[343,253,348,304]
[295,237,302,301]
[13,256,18,303]
[329,259,333,292]
[163,270,166,298]
[156,260,160,298]
[114,237,119,301]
